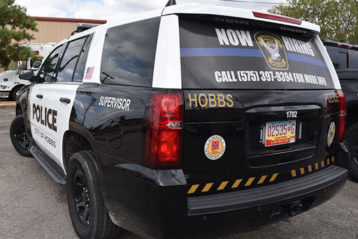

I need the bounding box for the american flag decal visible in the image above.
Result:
[85,67,94,80]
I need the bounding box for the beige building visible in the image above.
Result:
[0,17,106,72]
[30,16,106,43]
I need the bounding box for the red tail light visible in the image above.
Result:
[338,43,352,49]
[146,92,183,167]
[253,12,302,25]
[336,90,346,141]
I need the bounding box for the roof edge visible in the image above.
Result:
[31,16,107,24]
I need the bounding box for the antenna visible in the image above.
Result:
[166,0,176,6]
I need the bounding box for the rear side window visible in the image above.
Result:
[326,46,347,69]
[57,37,87,83]
[180,15,335,89]
[100,17,160,87]
[348,49,358,69]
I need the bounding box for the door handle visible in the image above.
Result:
[59,97,71,104]
[36,94,43,99]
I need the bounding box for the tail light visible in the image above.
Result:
[146,92,183,167]
[336,90,346,141]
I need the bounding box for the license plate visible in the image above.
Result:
[265,120,296,147]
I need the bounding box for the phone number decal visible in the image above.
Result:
[215,70,327,86]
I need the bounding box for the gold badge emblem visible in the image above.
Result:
[255,32,289,70]
[327,122,336,147]
[204,135,226,160]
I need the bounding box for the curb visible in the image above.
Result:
[0,101,16,108]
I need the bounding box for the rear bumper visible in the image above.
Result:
[187,165,346,216]
[101,162,347,239]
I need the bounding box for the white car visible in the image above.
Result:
[0,43,55,100]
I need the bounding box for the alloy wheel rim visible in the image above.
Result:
[14,126,30,150]
[72,170,91,225]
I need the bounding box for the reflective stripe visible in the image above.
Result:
[231,179,242,188]
[245,177,255,186]
[257,175,267,184]
[202,183,214,192]
[217,181,229,191]
[308,165,312,172]
[188,184,199,194]
[315,163,319,170]
[269,173,278,182]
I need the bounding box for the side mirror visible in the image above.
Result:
[19,71,35,82]
[31,61,42,71]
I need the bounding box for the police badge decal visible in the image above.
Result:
[255,31,289,70]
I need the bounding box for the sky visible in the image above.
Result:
[15,0,287,20]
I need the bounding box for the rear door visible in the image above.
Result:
[179,15,338,194]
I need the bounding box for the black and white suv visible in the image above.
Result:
[10,1,349,238]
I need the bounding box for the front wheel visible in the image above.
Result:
[9,85,22,101]
[10,115,32,157]
[66,151,123,239]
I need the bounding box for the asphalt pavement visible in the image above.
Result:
[0,103,358,239]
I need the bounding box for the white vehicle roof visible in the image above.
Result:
[163,2,320,32]
[60,1,319,45]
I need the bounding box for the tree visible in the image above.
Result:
[0,0,38,68]
[269,0,358,44]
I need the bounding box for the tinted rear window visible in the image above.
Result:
[100,17,160,87]
[180,15,334,89]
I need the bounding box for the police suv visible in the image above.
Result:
[10,1,349,238]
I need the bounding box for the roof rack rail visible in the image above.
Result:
[166,0,176,6]
[71,23,99,36]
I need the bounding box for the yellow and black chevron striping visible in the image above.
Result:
[187,155,336,195]
[187,173,279,195]
[291,156,335,178]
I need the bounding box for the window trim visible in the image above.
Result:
[55,35,89,83]
[38,44,65,83]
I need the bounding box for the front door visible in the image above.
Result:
[29,35,92,170]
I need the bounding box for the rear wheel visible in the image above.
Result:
[66,151,123,239]
[10,115,32,157]
[344,123,358,181]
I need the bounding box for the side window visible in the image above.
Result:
[73,35,93,82]
[326,47,347,69]
[348,49,358,69]
[40,45,65,82]
[56,37,87,83]
[100,17,160,87]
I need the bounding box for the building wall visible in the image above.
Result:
[0,17,106,72]
[30,17,107,44]
[32,21,78,43]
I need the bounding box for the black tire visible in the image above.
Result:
[66,151,123,239]
[344,123,358,181]
[9,85,22,101]
[10,115,32,157]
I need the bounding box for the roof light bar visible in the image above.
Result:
[253,12,302,25]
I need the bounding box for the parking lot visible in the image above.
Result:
[0,102,358,239]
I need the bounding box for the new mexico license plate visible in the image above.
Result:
[265,120,296,147]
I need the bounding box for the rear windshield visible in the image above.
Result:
[179,15,335,89]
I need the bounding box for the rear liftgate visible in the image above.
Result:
[178,14,341,200]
